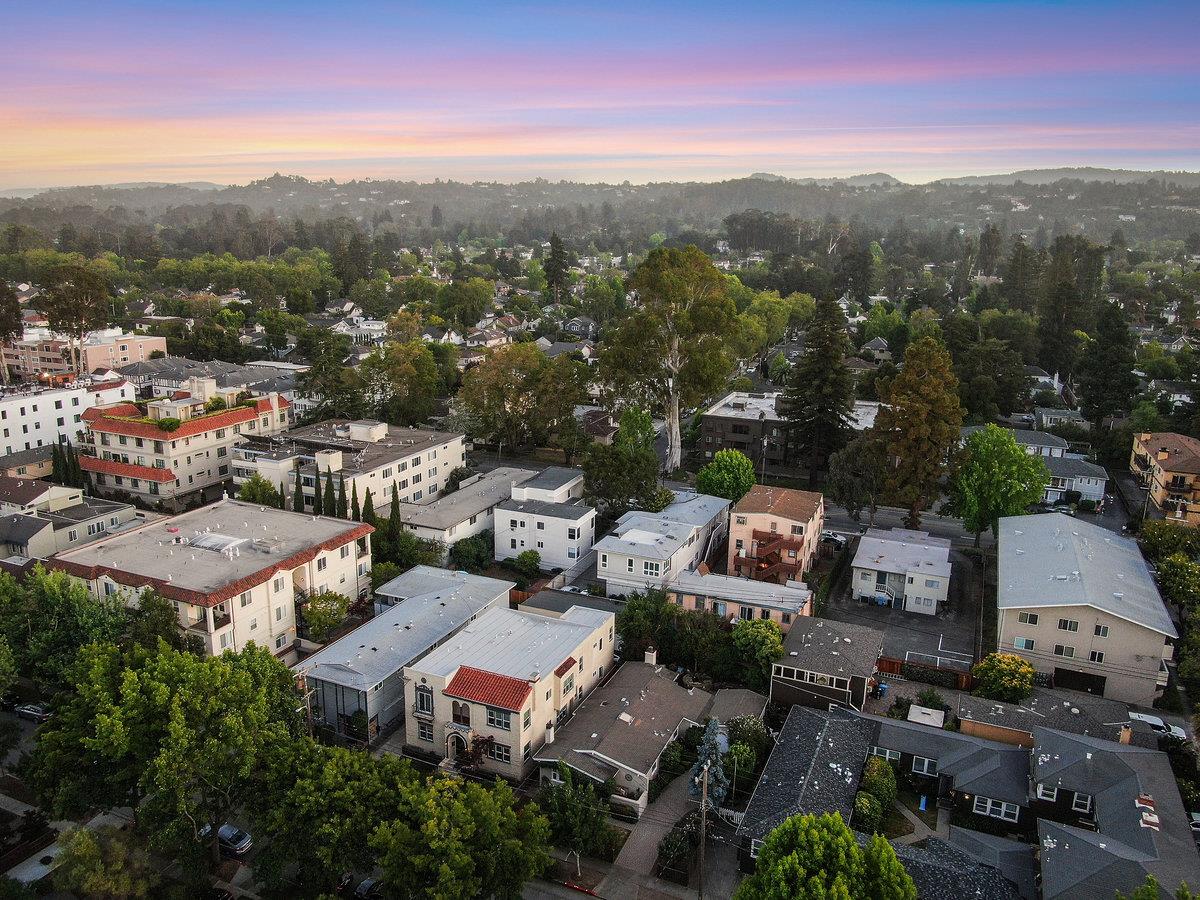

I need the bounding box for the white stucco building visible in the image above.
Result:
[493,467,596,570]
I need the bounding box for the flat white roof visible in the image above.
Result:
[670,571,811,611]
[852,528,952,578]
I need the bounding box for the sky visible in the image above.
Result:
[2,0,1199,188]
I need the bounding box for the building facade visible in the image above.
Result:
[1130,431,1200,525]
[0,379,135,456]
[493,467,596,570]
[3,328,165,379]
[727,485,824,584]
[850,527,952,615]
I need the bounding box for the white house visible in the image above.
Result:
[851,528,952,615]
[594,491,730,596]
[493,467,596,570]
[397,467,538,553]
[1044,457,1108,507]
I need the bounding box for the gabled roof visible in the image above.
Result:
[1135,432,1200,474]
[997,514,1176,638]
[445,666,533,712]
[0,475,53,506]
[732,484,823,523]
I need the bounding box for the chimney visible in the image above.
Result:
[644,645,658,666]
[544,721,555,745]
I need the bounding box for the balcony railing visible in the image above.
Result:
[186,611,232,634]
[750,528,804,558]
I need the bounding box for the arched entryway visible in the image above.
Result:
[447,732,467,761]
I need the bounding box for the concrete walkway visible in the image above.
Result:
[612,776,693,875]
[891,801,950,845]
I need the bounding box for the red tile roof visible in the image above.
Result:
[554,657,576,678]
[79,455,176,483]
[445,666,532,712]
[82,396,289,440]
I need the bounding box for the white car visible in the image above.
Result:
[1129,711,1187,741]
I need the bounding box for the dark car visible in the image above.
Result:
[354,878,382,899]
[15,702,51,723]
[200,823,253,857]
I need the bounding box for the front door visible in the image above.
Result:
[448,733,467,760]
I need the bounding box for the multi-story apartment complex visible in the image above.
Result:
[1130,431,1200,525]
[493,467,596,570]
[727,485,824,584]
[998,513,1175,704]
[81,376,290,509]
[233,419,465,513]
[49,499,373,660]
[402,604,615,778]
[851,527,952,615]
[667,570,811,631]
[2,327,165,379]
[594,491,730,596]
[0,379,135,456]
[117,356,298,402]
[0,475,142,559]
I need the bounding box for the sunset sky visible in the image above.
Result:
[3,0,1198,187]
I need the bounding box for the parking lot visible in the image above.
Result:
[822,545,984,670]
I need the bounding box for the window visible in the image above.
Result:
[567,526,579,540]
[417,721,433,742]
[1018,612,1039,626]
[735,515,747,525]
[1053,644,1075,658]
[239,591,252,607]
[567,547,578,559]
[487,707,512,730]
[523,709,531,730]
[1013,637,1035,651]
[275,606,284,622]
[1036,784,1058,802]
[1089,650,1104,663]
[750,838,764,859]
[973,796,1019,822]
[562,674,575,694]
[452,701,471,726]
[781,612,792,625]
[536,521,545,531]
[600,553,608,569]
[643,561,660,577]
[249,618,258,631]
[870,746,900,762]
[275,634,287,650]
[924,578,939,589]
[273,576,285,593]
[912,756,937,776]
[1094,624,1109,638]
[1072,792,1092,814]
[626,558,634,572]
[486,742,512,764]
[317,557,327,572]
[415,685,433,714]
[341,545,350,559]
[1058,619,1079,633]
[67,528,78,541]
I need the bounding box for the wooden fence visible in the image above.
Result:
[878,656,975,692]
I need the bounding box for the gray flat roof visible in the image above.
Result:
[243,420,461,478]
[660,491,730,528]
[411,605,612,680]
[962,425,1069,448]
[373,565,514,606]
[523,466,583,493]
[852,528,952,578]
[398,467,537,531]
[594,515,696,560]
[496,497,593,522]
[53,498,365,600]
[997,514,1176,637]
[703,391,781,422]
[296,569,508,690]
[669,571,811,612]
[519,589,623,618]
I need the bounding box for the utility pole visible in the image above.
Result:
[697,761,710,900]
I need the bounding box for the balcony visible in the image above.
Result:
[411,704,435,720]
[186,611,232,634]
[750,528,804,558]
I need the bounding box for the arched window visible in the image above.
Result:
[452,700,471,726]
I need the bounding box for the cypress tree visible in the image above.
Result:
[350,482,361,521]
[292,467,305,512]
[323,470,336,515]
[51,443,64,483]
[336,476,348,518]
[781,294,856,487]
[278,482,287,510]
[361,488,376,525]
[312,471,323,515]
[387,483,402,546]
[67,442,83,488]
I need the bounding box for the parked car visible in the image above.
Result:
[354,878,382,899]
[820,530,847,548]
[1129,711,1187,741]
[200,823,253,857]
[15,702,51,723]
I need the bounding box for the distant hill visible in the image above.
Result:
[937,167,1200,187]
[750,171,903,187]
[0,181,225,199]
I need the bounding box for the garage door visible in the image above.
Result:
[1054,667,1107,695]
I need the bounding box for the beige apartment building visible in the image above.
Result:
[727,485,824,584]
[403,605,615,779]
[80,376,291,509]
[49,499,373,660]
[1129,431,1200,526]
[232,419,465,512]
[3,328,165,379]
[998,514,1175,705]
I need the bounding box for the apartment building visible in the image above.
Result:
[234,419,465,512]
[118,356,297,402]
[851,528,952,615]
[49,499,373,660]
[402,604,615,778]
[81,377,290,509]
[998,514,1176,704]
[727,485,824,584]
[667,570,811,631]
[0,495,141,560]
[0,446,55,479]
[2,327,165,378]
[493,467,596,570]
[1130,431,1200,525]
[396,466,537,550]
[594,491,730,597]
[770,617,884,711]
[296,567,511,744]
[0,379,135,456]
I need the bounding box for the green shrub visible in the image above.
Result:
[915,688,949,711]
[860,756,897,808]
[156,417,181,432]
[972,652,1035,703]
[853,791,882,834]
[899,662,959,689]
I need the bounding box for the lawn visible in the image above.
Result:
[881,804,915,839]
[897,784,940,829]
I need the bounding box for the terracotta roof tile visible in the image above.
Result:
[79,455,176,483]
[733,484,824,523]
[82,396,289,441]
[554,657,576,678]
[445,665,532,712]
[1138,432,1200,474]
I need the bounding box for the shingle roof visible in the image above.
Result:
[445,665,533,712]
[0,514,52,544]
[997,514,1176,638]
[733,484,823,523]
[780,616,884,678]
[738,706,873,840]
[1136,432,1200,474]
[0,475,52,506]
[890,837,1024,900]
[962,425,1069,449]
[1044,456,1108,479]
